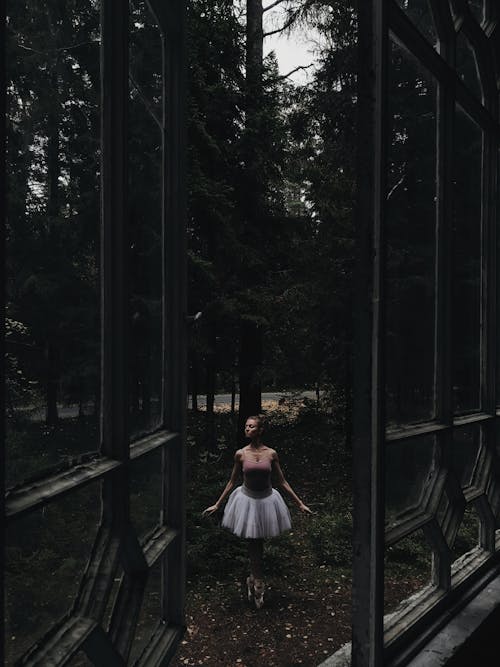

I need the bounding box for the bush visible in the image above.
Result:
[307,511,352,567]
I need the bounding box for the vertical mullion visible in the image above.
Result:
[1,0,6,662]
[492,137,499,411]
[482,131,495,414]
[100,0,129,520]
[484,91,498,413]
[353,1,387,665]
[434,23,454,430]
[433,21,455,591]
[161,0,187,628]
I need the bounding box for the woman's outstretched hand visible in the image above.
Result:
[202,504,219,517]
[298,502,313,514]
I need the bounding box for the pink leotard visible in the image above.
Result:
[242,453,272,492]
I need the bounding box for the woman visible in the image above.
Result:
[202,414,312,609]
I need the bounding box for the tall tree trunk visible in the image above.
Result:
[246,0,264,105]
[191,357,199,412]
[204,319,217,446]
[206,362,215,416]
[205,355,216,447]
[344,352,352,450]
[238,322,262,443]
[45,341,59,426]
[238,0,265,444]
[45,57,61,427]
[231,374,236,415]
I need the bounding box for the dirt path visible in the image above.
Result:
[171,551,352,667]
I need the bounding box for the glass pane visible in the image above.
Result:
[385,435,437,528]
[451,503,480,562]
[497,152,500,409]
[384,529,432,615]
[394,0,437,46]
[130,447,163,542]
[5,0,100,486]
[129,558,163,663]
[451,425,481,490]
[129,0,164,439]
[386,42,437,426]
[452,107,482,413]
[468,0,485,24]
[5,483,102,664]
[456,31,482,100]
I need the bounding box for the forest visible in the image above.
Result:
[6,0,357,445]
[5,0,482,665]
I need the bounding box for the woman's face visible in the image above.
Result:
[245,419,262,440]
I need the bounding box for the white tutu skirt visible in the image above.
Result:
[221,485,292,539]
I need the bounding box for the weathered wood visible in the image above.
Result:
[143,526,179,567]
[135,622,183,667]
[130,431,178,460]
[0,1,6,663]
[5,454,120,520]
[100,0,129,465]
[352,1,388,665]
[162,0,188,629]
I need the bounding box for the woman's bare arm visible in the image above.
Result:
[272,451,312,514]
[202,450,242,516]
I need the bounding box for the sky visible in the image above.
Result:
[262,4,323,85]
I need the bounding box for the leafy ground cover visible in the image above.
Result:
[5,400,438,666]
[172,402,429,666]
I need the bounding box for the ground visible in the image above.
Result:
[170,401,428,667]
[5,398,431,666]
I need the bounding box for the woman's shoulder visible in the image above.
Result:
[234,448,244,461]
[266,446,278,460]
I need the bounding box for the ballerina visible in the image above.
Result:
[202,414,312,608]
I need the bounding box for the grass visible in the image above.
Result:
[7,398,475,664]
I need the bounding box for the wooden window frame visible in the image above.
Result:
[2,1,187,664]
[353,1,500,665]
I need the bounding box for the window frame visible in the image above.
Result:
[353,1,500,665]
[3,1,187,663]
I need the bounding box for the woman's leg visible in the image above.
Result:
[247,538,264,579]
[247,539,266,607]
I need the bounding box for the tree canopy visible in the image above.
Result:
[6,0,359,444]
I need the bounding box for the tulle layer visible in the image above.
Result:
[221,485,292,539]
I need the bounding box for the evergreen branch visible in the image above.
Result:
[387,168,407,201]
[263,8,301,37]
[263,0,288,12]
[278,63,314,80]
[12,37,95,56]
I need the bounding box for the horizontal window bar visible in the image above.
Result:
[130,430,179,460]
[142,525,179,567]
[385,511,433,546]
[20,615,97,665]
[453,412,496,427]
[5,455,121,521]
[384,552,500,657]
[386,413,497,442]
[136,621,184,667]
[386,421,449,441]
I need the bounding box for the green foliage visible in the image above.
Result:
[7,1,100,419]
[385,531,430,579]
[307,509,352,568]
[5,318,40,415]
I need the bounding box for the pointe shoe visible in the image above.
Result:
[246,575,255,602]
[253,579,265,609]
